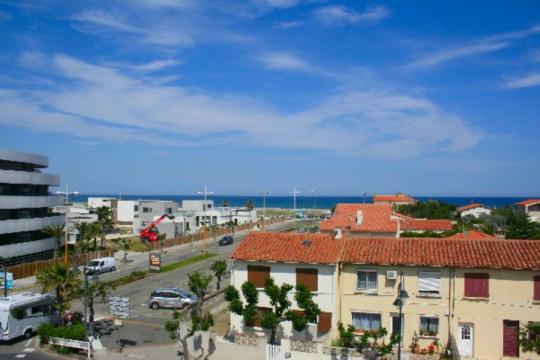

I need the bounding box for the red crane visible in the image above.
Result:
[139,213,175,242]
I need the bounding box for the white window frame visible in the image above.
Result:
[351,312,382,332]
[417,271,442,297]
[356,269,378,293]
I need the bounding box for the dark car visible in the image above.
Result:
[219,235,234,246]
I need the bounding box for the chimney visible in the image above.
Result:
[334,227,343,240]
[356,210,364,226]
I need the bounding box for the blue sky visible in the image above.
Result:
[0,1,539,196]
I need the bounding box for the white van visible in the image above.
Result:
[86,257,116,274]
[0,293,58,341]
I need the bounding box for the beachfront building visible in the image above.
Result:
[456,203,492,219]
[373,193,416,205]
[319,203,452,238]
[116,200,178,232]
[0,149,63,264]
[339,237,540,359]
[87,197,117,209]
[229,232,338,341]
[516,199,540,223]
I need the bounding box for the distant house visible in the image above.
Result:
[229,232,339,341]
[516,199,540,223]
[447,229,496,240]
[373,193,415,205]
[319,203,452,237]
[457,203,492,218]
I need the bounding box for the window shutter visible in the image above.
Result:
[318,312,332,333]
[534,276,540,301]
[296,268,318,292]
[418,272,441,294]
[247,265,270,288]
[464,273,489,298]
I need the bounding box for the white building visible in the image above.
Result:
[0,149,63,264]
[88,197,117,209]
[457,203,492,218]
[116,200,178,233]
[229,232,339,341]
[516,199,540,223]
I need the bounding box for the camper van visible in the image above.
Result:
[0,293,57,341]
[86,257,116,275]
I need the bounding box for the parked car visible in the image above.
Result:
[148,288,198,310]
[86,257,116,275]
[218,235,234,246]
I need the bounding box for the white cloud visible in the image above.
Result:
[263,0,302,8]
[314,5,389,25]
[258,52,313,71]
[0,54,481,159]
[123,59,184,72]
[406,24,540,69]
[503,72,540,89]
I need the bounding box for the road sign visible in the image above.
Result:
[109,296,130,318]
[149,253,161,272]
[0,272,13,290]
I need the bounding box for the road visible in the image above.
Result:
[0,221,301,357]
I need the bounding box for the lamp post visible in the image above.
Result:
[56,183,79,265]
[291,188,300,222]
[197,186,213,255]
[310,189,318,227]
[393,272,408,360]
[258,190,270,230]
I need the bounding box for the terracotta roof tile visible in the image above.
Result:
[516,199,540,206]
[319,203,452,233]
[448,230,496,240]
[230,232,342,264]
[341,237,540,270]
[457,203,488,212]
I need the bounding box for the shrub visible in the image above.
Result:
[37,322,56,344]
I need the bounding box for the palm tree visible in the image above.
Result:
[245,199,255,211]
[222,199,229,207]
[44,224,65,261]
[36,263,80,323]
[75,222,91,253]
[96,206,113,248]
[88,222,101,250]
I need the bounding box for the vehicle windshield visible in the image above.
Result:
[89,261,100,267]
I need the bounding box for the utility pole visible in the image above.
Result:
[291,188,300,223]
[56,183,79,265]
[197,185,213,255]
[258,190,270,230]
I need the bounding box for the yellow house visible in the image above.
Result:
[339,237,540,360]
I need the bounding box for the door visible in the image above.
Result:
[458,323,474,357]
[503,320,519,357]
[391,314,403,345]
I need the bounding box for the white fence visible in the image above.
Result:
[50,337,92,359]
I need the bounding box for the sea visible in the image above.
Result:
[69,194,536,210]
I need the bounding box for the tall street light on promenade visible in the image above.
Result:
[310,189,318,226]
[197,185,213,255]
[258,190,270,230]
[56,183,79,265]
[291,188,300,224]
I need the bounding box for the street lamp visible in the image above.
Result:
[258,190,270,230]
[197,186,213,255]
[393,272,408,360]
[291,188,300,221]
[56,183,79,265]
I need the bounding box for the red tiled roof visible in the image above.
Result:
[230,232,343,264]
[373,194,415,203]
[448,230,496,240]
[516,199,540,206]
[341,237,540,270]
[457,203,487,212]
[319,204,452,233]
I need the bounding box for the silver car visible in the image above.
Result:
[148,287,198,310]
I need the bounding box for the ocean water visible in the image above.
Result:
[69,194,536,210]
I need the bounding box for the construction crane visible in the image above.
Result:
[139,213,175,242]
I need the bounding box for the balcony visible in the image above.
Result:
[0,195,62,209]
[0,214,64,235]
[0,169,60,186]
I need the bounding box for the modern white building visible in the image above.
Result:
[87,197,117,209]
[116,200,178,232]
[457,203,492,219]
[229,232,338,341]
[0,149,63,264]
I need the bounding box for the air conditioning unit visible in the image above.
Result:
[386,271,398,280]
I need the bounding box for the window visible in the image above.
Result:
[296,268,318,292]
[351,312,381,331]
[11,308,26,320]
[464,273,489,298]
[356,270,377,292]
[247,265,270,288]
[420,317,439,337]
[534,276,540,301]
[418,271,441,296]
[134,205,139,212]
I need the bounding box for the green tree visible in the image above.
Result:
[188,271,213,316]
[396,200,457,220]
[88,222,101,251]
[82,279,115,334]
[520,322,540,355]
[246,199,255,212]
[222,199,229,207]
[225,278,320,345]
[44,224,65,260]
[75,222,91,253]
[210,260,227,291]
[36,264,80,322]
[96,206,113,248]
